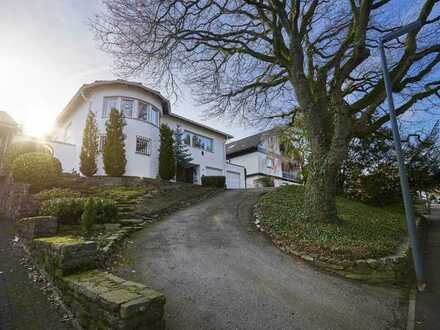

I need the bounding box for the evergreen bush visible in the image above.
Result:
[81,198,96,234]
[80,111,99,177]
[40,197,118,224]
[4,141,51,171]
[159,124,176,180]
[201,175,226,188]
[255,176,275,187]
[174,126,193,181]
[103,108,127,176]
[11,152,62,191]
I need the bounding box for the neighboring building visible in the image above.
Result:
[50,80,245,187]
[226,128,302,188]
[0,111,20,172]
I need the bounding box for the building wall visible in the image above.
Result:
[52,85,164,178]
[47,141,78,174]
[162,116,227,182]
[51,84,229,181]
[225,162,246,189]
[226,152,260,175]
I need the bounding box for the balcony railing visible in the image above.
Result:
[282,171,300,181]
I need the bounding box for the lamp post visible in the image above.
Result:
[379,19,426,290]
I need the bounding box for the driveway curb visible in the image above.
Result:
[407,287,416,330]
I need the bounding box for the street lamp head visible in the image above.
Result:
[380,19,423,43]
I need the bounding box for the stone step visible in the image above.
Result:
[119,219,146,227]
[116,206,136,213]
[62,270,165,329]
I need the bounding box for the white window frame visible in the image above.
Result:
[135,136,151,156]
[102,97,119,118]
[121,98,134,118]
[184,130,214,153]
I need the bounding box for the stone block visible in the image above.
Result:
[17,216,58,239]
[31,236,97,278]
[62,270,166,329]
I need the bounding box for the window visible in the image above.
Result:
[184,130,213,152]
[138,101,149,121]
[137,101,159,126]
[267,158,274,168]
[103,97,118,118]
[151,105,160,126]
[183,131,191,145]
[121,98,134,118]
[136,136,151,155]
[99,135,107,152]
[64,122,72,141]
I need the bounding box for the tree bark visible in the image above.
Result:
[301,101,351,223]
[303,156,340,223]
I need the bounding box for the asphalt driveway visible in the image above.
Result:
[115,190,405,330]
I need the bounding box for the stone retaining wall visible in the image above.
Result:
[254,206,418,284]
[29,234,166,329]
[276,238,411,284]
[61,271,165,329]
[0,177,38,220]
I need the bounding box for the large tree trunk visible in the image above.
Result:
[301,101,351,223]
[303,155,340,223]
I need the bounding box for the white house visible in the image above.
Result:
[226,128,302,188]
[49,80,245,188]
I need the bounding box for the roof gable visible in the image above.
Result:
[0,111,18,128]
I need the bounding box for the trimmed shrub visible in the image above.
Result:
[4,141,51,171]
[103,108,127,176]
[81,198,96,234]
[40,197,118,224]
[201,175,226,188]
[159,124,176,180]
[35,188,81,201]
[255,176,274,187]
[80,111,99,177]
[11,152,62,192]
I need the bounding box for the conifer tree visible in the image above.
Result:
[79,111,99,177]
[174,126,192,181]
[159,124,176,180]
[103,108,127,176]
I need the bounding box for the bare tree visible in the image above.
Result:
[92,0,440,223]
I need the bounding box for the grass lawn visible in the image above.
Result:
[256,185,406,260]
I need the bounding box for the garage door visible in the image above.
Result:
[206,167,223,176]
[226,171,241,189]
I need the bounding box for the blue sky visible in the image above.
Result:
[0,0,258,139]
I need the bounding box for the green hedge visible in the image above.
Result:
[255,176,274,187]
[4,141,51,170]
[35,188,81,201]
[201,175,226,188]
[40,197,118,225]
[11,152,62,192]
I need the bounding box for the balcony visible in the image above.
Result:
[282,171,301,182]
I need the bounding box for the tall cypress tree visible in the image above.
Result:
[159,124,176,180]
[80,111,99,177]
[103,108,127,176]
[174,126,192,181]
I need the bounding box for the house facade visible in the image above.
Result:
[49,80,245,187]
[226,128,302,188]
